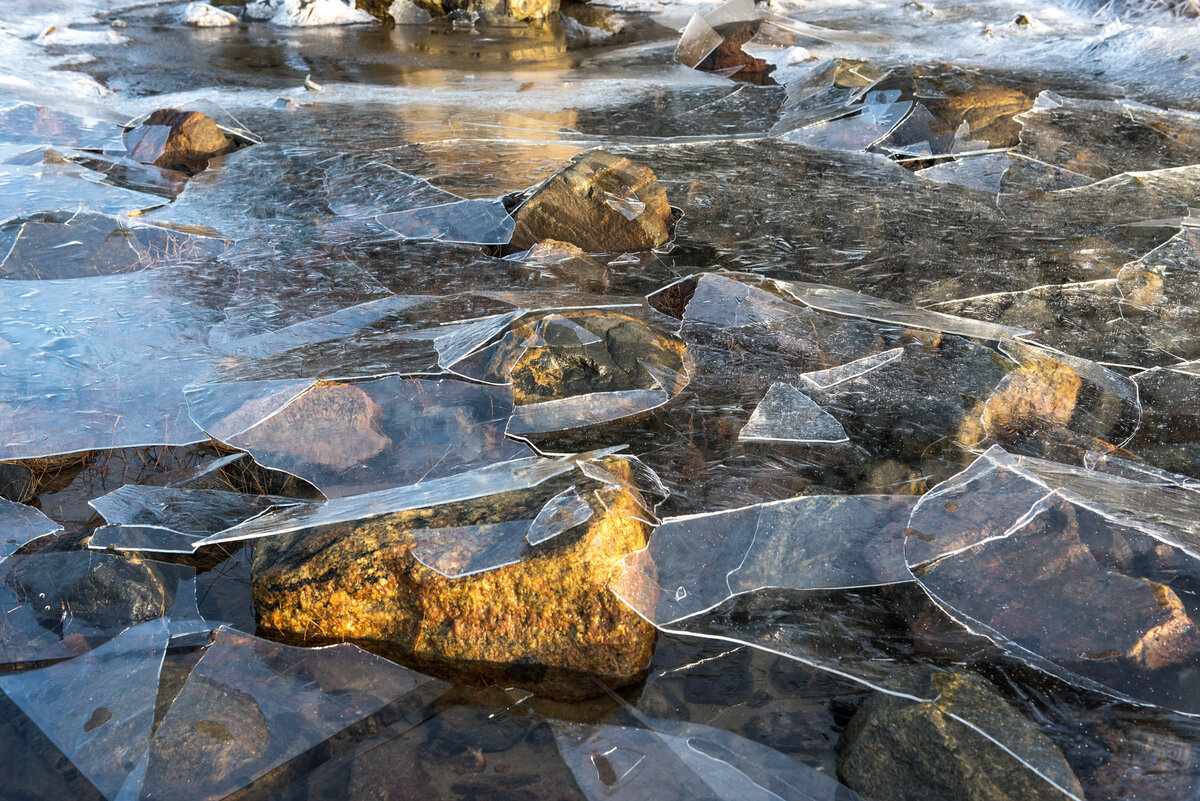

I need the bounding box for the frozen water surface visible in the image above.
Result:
[1,0,1200,797]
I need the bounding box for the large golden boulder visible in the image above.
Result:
[251,455,660,700]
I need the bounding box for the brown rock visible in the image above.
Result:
[697,21,775,85]
[251,457,658,700]
[124,109,233,175]
[475,309,690,405]
[509,150,673,252]
[232,382,392,471]
[915,493,1200,678]
[925,84,1034,149]
[977,356,1081,440]
[838,669,1084,801]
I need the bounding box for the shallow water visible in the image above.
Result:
[2,0,1200,799]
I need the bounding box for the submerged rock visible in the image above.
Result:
[5,551,177,627]
[476,309,689,405]
[251,455,659,699]
[123,109,234,175]
[838,669,1084,801]
[509,150,674,253]
[229,381,392,472]
[923,83,1034,149]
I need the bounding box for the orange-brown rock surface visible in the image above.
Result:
[509,150,673,252]
[124,109,234,175]
[251,456,659,699]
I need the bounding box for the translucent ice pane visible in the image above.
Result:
[376,198,515,245]
[738,382,848,444]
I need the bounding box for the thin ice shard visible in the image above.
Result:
[800,348,903,390]
[675,14,724,69]
[412,519,530,578]
[190,455,575,548]
[779,90,912,151]
[89,485,308,535]
[739,382,848,444]
[916,153,1011,193]
[527,485,594,546]
[613,494,916,624]
[775,280,1034,340]
[0,620,170,801]
[376,198,515,245]
[0,497,63,560]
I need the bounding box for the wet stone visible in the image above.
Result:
[250,457,658,700]
[4,550,178,627]
[837,669,1085,801]
[229,381,392,472]
[123,109,234,175]
[697,22,776,86]
[509,150,674,253]
[474,309,688,405]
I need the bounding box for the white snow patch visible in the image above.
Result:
[183,2,241,26]
[268,0,375,26]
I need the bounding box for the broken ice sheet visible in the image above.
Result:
[1014,94,1200,183]
[774,279,1034,340]
[915,153,1011,193]
[778,90,912,152]
[659,587,1089,801]
[975,339,1143,454]
[906,447,1200,715]
[0,260,228,459]
[322,154,458,218]
[0,103,125,151]
[139,626,435,801]
[0,619,169,801]
[612,494,916,624]
[0,160,166,220]
[553,709,865,801]
[738,382,848,444]
[376,198,515,245]
[185,376,530,498]
[0,210,225,280]
[800,348,902,390]
[0,497,62,560]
